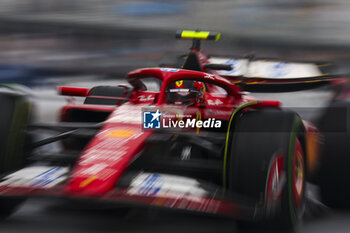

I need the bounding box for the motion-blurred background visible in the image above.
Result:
[1,0,350,85]
[0,0,349,232]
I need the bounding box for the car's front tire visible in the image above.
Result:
[0,90,32,218]
[225,108,306,231]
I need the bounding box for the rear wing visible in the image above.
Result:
[208,57,329,78]
[208,57,341,92]
[160,53,341,92]
[170,29,344,92]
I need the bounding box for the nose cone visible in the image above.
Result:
[65,174,116,197]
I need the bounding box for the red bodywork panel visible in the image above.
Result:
[65,121,152,196]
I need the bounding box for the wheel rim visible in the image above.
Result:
[266,153,284,204]
[293,138,305,208]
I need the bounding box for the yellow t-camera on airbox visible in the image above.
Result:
[175,30,221,50]
[175,30,221,41]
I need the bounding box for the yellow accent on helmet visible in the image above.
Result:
[176,80,183,87]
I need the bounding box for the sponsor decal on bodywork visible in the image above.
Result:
[127,173,208,198]
[98,128,139,139]
[0,166,68,188]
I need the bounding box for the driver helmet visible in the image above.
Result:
[166,80,205,105]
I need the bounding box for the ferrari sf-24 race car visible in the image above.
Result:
[0,31,323,231]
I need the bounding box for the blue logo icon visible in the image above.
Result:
[160,68,179,72]
[221,59,239,75]
[271,62,289,78]
[143,110,161,129]
[138,174,162,196]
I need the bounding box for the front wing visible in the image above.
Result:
[0,165,260,220]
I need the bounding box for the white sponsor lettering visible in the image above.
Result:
[81,163,109,175]
[204,74,215,80]
[207,99,223,105]
[138,95,155,102]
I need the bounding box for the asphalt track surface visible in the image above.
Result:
[0,198,348,233]
[0,80,346,233]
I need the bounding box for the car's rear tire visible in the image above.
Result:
[84,85,130,105]
[226,108,306,231]
[0,90,32,218]
[317,100,350,208]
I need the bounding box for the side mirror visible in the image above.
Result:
[204,63,232,71]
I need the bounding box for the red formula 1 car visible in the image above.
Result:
[0,34,321,232]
